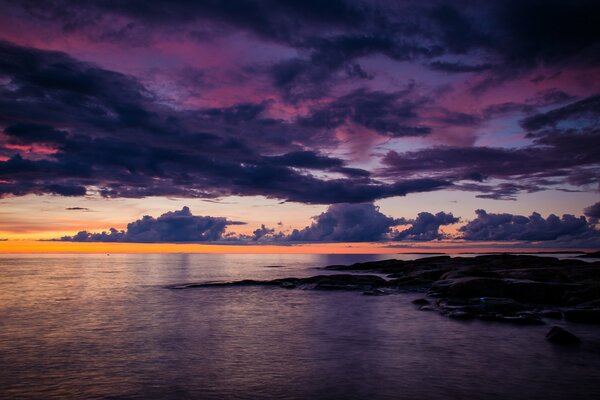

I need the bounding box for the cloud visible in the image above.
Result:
[394,212,459,241]
[520,94,600,131]
[56,205,600,246]
[459,209,599,242]
[380,116,600,199]
[287,203,400,242]
[584,202,600,220]
[428,61,493,73]
[60,206,244,242]
[0,2,598,205]
[0,40,451,203]
[299,88,432,138]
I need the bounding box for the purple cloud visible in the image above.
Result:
[60,207,244,243]
[460,209,599,243]
[394,212,459,241]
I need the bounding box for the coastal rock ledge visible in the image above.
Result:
[171,254,600,326]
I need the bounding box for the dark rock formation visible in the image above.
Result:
[546,326,581,345]
[171,254,600,326]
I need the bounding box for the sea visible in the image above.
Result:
[1,253,599,400]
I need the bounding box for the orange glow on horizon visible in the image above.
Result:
[0,240,593,255]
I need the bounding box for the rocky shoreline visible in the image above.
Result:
[171,254,600,342]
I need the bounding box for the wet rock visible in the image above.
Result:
[501,313,544,325]
[448,310,474,320]
[173,254,600,327]
[540,310,563,319]
[546,326,581,345]
[434,277,509,298]
[363,289,387,296]
[563,309,600,324]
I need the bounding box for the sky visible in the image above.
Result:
[0,0,599,251]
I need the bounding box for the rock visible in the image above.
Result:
[172,254,600,327]
[540,310,563,319]
[546,326,581,345]
[437,277,510,298]
[501,314,544,325]
[563,309,600,324]
[363,289,387,296]
[477,297,527,313]
[448,310,474,320]
[565,297,585,306]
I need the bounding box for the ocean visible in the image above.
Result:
[1,253,599,399]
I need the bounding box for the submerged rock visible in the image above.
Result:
[546,326,581,345]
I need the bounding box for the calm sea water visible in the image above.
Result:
[1,253,599,400]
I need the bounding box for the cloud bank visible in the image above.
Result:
[58,204,599,247]
[60,207,244,243]
[0,0,598,204]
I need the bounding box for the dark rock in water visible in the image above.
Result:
[171,274,388,292]
[363,289,387,296]
[420,306,433,311]
[279,281,297,289]
[433,277,509,298]
[448,311,474,320]
[173,254,600,327]
[563,309,600,324]
[502,313,544,325]
[540,310,563,319]
[546,326,581,345]
[579,251,600,259]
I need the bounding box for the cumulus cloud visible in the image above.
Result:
[287,203,400,242]
[584,201,600,221]
[394,212,459,241]
[60,207,244,242]
[459,209,599,242]
[57,205,599,246]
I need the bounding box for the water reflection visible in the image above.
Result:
[0,254,599,399]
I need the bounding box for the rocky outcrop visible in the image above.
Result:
[546,326,581,345]
[172,254,600,326]
[329,254,600,324]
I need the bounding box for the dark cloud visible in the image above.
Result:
[299,88,432,138]
[59,203,460,243]
[65,207,90,211]
[6,0,600,72]
[394,212,459,241]
[428,61,493,73]
[493,0,600,67]
[60,206,244,242]
[0,2,598,206]
[3,123,68,145]
[380,115,600,199]
[56,205,599,246]
[459,209,599,242]
[250,224,275,241]
[287,203,400,242]
[584,202,600,220]
[520,93,600,131]
[0,41,450,203]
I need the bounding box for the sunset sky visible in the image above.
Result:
[0,0,599,251]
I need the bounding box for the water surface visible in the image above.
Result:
[1,253,599,399]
